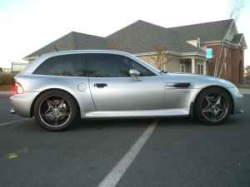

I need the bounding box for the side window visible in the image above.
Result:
[34,54,87,76]
[87,54,155,77]
[87,54,130,77]
[124,57,156,76]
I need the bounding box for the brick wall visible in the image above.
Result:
[205,45,244,84]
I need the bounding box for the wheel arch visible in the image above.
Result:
[30,88,81,117]
[191,85,234,116]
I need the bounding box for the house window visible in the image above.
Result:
[180,64,186,72]
[197,63,204,74]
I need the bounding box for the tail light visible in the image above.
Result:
[15,82,24,94]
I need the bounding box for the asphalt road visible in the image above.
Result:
[0,95,250,187]
[0,94,23,123]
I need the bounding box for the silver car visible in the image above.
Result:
[10,50,243,131]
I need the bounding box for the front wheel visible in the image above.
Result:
[194,87,232,125]
[34,90,79,131]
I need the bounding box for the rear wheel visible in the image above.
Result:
[194,87,232,125]
[34,90,79,131]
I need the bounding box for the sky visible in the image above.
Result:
[0,0,249,68]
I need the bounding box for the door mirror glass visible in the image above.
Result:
[129,69,140,80]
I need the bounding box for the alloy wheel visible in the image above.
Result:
[39,96,71,127]
[201,93,229,123]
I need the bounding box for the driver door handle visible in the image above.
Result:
[94,83,108,88]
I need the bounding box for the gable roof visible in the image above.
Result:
[106,20,202,54]
[25,19,237,60]
[166,19,234,42]
[25,32,107,60]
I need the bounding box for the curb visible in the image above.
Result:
[239,89,250,95]
[0,91,14,98]
[0,91,14,94]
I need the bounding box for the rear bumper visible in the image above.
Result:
[10,92,39,117]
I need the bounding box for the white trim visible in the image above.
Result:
[201,40,222,45]
[203,60,207,75]
[135,50,205,58]
[191,57,195,73]
[181,52,205,57]
[135,50,182,57]
[202,40,245,48]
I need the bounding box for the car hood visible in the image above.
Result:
[162,72,236,89]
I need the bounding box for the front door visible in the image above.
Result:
[87,53,165,111]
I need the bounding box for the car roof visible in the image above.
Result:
[39,49,133,59]
[20,49,161,75]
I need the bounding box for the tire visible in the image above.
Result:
[34,90,79,131]
[194,87,232,125]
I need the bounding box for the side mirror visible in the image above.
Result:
[129,69,140,80]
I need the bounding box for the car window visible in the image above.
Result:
[87,54,155,77]
[34,54,88,76]
[123,57,156,76]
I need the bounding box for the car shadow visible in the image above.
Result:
[158,115,240,128]
[16,115,240,133]
[17,118,154,133]
[70,118,154,131]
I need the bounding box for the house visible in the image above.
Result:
[24,19,247,84]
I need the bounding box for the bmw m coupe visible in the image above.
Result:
[10,50,243,131]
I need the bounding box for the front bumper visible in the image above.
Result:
[10,92,39,117]
[228,87,244,114]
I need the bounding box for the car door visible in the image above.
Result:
[87,53,165,111]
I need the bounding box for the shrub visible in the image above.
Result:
[0,72,15,86]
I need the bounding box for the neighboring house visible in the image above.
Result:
[245,66,250,78]
[11,62,28,73]
[1,68,11,73]
[24,19,247,84]
[244,66,250,83]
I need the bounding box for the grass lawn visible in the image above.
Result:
[237,84,250,89]
[0,85,13,92]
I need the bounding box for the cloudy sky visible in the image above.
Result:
[0,0,249,68]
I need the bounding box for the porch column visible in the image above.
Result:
[203,60,207,75]
[191,57,195,73]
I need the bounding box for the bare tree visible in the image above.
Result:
[150,46,172,71]
[214,0,245,77]
[107,42,121,50]
[245,66,250,76]
[230,0,245,20]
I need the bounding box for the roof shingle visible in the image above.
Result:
[25,19,236,60]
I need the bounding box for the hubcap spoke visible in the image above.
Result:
[202,106,213,114]
[215,96,221,106]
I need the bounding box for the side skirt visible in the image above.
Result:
[82,109,190,118]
